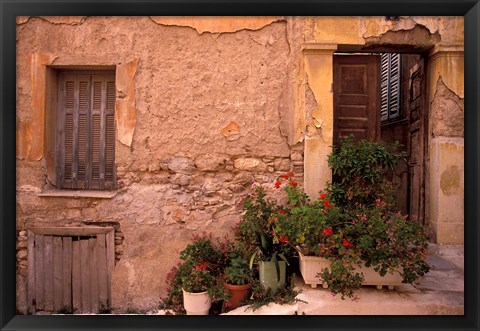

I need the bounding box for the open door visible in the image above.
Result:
[407,57,427,224]
[333,54,381,146]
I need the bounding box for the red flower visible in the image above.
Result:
[342,239,353,248]
[195,262,208,271]
[279,235,288,243]
[281,174,290,180]
[289,180,298,187]
[324,200,331,209]
[319,193,328,200]
[279,209,286,215]
[322,228,333,237]
[274,181,282,189]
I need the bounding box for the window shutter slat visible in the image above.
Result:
[77,114,88,187]
[64,113,74,186]
[105,114,116,188]
[91,113,102,189]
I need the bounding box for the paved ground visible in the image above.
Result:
[223,244,464,315]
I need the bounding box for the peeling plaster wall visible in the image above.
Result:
[427,79,464,244]
[16,16,464,313]
[16,16,304,313]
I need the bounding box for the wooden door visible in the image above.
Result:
[407,58,427,224]
[27,227,114,314]
[333,55,381,146]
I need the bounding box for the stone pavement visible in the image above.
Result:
[223,244,464,315]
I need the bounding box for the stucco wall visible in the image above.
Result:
[15,16,464,313]
[16,16,308,313]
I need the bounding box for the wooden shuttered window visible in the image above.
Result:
[57,72,116,190]
[380,53,402,122]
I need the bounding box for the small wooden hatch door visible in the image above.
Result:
[27,227,115,314]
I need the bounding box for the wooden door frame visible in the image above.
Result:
[332,51,429,225]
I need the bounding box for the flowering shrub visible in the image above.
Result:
[272,137,430,299]
[160,235,230,314]
[181,262,218,293]
[234,184,293,264]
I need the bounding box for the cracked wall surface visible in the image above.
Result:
[16,16,302,313]
[15,16,464,313]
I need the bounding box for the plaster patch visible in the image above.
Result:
[430,78,464,137]
[26,53,57,161]
[221,121,241,137]
[429,52,464,102]
[364,25,440,52]
[149,16,284,34]
[16,16,87,26]
[116,59,139,147]
[440,165,460,195]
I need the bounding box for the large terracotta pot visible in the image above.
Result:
[259,261,286,292]
[298,252,403,290]
[182,289,211,315]
[224,283,252,309]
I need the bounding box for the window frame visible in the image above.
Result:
[55,70,117,191]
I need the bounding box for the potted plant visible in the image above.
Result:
[181,262,217,315]
[223,257,254,309]
[161,235,228,314]
[234,184,292,292]
[273,138,430,299]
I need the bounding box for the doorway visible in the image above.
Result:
[333,53,427,224]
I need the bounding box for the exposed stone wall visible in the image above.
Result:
[15,16,307,313]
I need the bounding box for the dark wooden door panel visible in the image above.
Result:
[407,58,426,224]
[333,55,381,146]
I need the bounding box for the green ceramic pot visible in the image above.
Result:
[259,261,286,292]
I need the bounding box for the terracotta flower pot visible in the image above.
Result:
[224,283,252,309]
[182,288,211,315]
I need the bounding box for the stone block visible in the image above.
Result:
[432,222,464,245]
[274,158,291,172]
[195,153,227,171]
[429,138,464,244]
[168,157,196,174]
[233,158,267,172]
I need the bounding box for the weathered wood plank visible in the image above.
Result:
[29,227,114,236]
[105,230,115,308]
[89,238,99,313]
[72,240,81,313]
[53,236,63,311]
[80,238,91,313]
[34,234,44,310]
[27,231,36,314]
[96,233,108,310]
[62,236,72,310]
[43,236,54,311]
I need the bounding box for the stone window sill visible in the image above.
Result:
[37,190,117,199]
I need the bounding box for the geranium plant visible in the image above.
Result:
[181,262,218,294]
[234,183,292,282]
[160,235,229,314]
[273,137,430,299]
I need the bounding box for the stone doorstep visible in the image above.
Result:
[111,245,465,315]
[222,245,464,315]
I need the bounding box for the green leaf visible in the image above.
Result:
[249,249,259,270]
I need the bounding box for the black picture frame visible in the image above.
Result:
[1,1,478,330]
